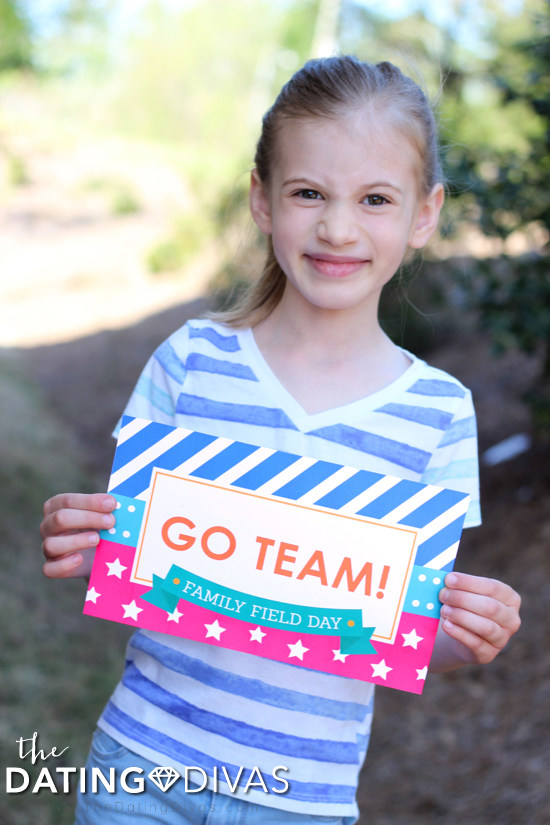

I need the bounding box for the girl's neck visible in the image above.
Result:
[254,281,394,365]
[252,283,413,416]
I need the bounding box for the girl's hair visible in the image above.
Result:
[213,54,442,328]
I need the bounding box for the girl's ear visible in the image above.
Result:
[408,183,444,249]
[249,169,273,235]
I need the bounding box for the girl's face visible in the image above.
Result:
[250,111,443,316]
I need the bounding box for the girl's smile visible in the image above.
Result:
[304,252,369,278]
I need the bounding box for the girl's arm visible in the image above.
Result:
[40,493,117,579]
[429,571,521,672]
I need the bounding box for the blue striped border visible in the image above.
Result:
[109,419,470,569]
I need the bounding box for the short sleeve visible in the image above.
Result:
[112,324,190,437]
[420,389,481,528]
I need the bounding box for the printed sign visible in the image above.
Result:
[84,415,470,693]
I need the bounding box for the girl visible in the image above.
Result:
[40,56,521,825]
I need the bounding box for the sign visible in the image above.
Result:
[83,415,470,693]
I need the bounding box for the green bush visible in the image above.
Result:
[0,0,32,72]
[110,182,141,216]
[448,4,550,434]
[7,154,29,185]
[147,239,185,273]
[147,214,212,274]
[458,254,550,435]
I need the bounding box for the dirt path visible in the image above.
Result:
[0,133,217,348]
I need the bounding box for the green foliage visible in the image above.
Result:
[110,182,141,216]
[442,2,550,240]
[35,0,113,77]
[0,0,32,71]
[445,2,550,434]
[61,0,111,27]
[147,213,212,274]
[82,176,141,216]
[460,254,550,435]
[470,257,550,358]
[147,239,184,274]
[213,178,250,228]
[7,153,29,185]
[111,1,279,155]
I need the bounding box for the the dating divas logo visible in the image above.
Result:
[147,767,180,792]
[5,732,289,796]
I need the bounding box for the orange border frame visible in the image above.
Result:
[132,469,419,643]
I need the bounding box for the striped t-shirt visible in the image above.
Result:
[99,319,480,818]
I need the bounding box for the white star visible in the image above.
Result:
[416,666,428,680]
[371,659,393,680]
[402,628,424,649]
[121,600,143,621]
[205,620,226,640]
[288,639,309,660]
[167,607,183,623]
[332,649,349,663]
[106,558,127,579]
[249,627,266,643]
[85,586,101,603]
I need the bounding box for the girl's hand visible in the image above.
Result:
[430,572,521,672]
[40,493,117,579]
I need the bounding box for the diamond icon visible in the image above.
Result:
[148,766,180,792]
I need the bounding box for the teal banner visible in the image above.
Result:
[141,564,376,654]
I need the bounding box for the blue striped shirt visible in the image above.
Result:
[100,319,480,817]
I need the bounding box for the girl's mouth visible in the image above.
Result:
[304,253,369,278]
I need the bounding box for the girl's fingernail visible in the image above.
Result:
[446,574,458,587]
[444,619,455,629]
[72,555,81,565]
[102,514,114,526]
[440,604,451,617]
[89,533,99,545]
[103,496,116,510]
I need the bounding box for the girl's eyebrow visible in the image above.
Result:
[365,180,404,194]
[282,177,320,187]
[282,176,403,194]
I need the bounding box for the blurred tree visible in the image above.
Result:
[441,0,549,241]
[0,0,32,71]
[33,0,113,76]
[453,1,550,434]
[61,0,110,26]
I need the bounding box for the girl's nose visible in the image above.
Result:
[316,203,360,247]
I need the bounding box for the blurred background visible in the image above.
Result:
[1,1,549,822]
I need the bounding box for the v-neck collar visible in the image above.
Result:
[237,326,427,432]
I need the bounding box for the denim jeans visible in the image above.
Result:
[74,728,357,825]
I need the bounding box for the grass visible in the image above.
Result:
[0,352,133,825]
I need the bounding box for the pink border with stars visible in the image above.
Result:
[84,538,439,694]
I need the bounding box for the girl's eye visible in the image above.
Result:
[363,194,388,206]
[296,189,322,200]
